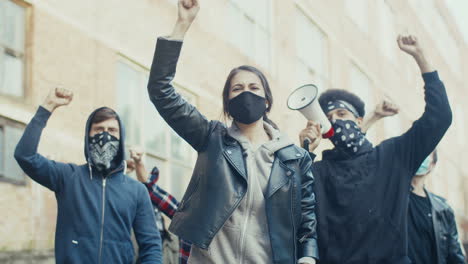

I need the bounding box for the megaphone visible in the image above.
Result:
[287,84,334,139]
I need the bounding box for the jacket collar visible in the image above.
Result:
[222,130,302,162]
[425,188,448,213]
[221,129,304,185]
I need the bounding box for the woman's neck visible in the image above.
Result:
[235,119,270,146]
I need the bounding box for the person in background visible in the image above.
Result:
[361,102,466,264]
[360,99,400,134]
[127,148,192,264]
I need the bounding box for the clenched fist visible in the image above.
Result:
[41,87,73,112]
[374,100,399,118]
[129,148,144,164]
[397,34,434,73]
[177,0,200,25]
[397,35,424,58]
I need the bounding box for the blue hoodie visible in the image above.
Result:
[14,106,162,264]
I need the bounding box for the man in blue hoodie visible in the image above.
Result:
[14,88,162,264]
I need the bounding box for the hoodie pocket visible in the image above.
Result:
[102,239,134,264]
[63,236,96,264]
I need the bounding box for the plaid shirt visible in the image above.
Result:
[144,167,191,264]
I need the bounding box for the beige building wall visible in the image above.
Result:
[0,0,467,253]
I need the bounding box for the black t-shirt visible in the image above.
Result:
[408,192,437,264]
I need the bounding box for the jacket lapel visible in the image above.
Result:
[222,135,247,180]
[266,145,302,198]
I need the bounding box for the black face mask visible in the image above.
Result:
[228,92,267,124]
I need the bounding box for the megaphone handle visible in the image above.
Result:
[303,138,311,152]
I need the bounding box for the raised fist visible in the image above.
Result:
[397,35,424,58]
[42,87,73,112]
[374,100,399,118]
[129,148,144,164]
[177,0,200,25]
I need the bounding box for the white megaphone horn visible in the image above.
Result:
[287,84,334,139]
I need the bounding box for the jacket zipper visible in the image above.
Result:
[299,231,313,243]
[291,177,297,262]
[238,169,253,264]
[98,178,107,264]
[205,150,249,250]
[96,166,121,264]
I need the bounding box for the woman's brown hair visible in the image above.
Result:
[222,65,278,129]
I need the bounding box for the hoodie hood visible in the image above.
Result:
[84,107,126,168]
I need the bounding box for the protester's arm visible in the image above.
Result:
[144,167,180,219]
[392,35,452,175]
[446,208,466,264]
[130,149,149,183]
[14,88,75,193]
[133,185,163,263]
[361,100,399,133]
[130,148,180,218]
[147,0,213,152]
[297,153,319,263]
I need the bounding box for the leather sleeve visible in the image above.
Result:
[446,208,466,264]
[297,151,319,260]
[147,38,213,152]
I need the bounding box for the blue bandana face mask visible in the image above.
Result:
[415,156,432,176]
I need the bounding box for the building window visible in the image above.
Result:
[409,0,461,76]
[227,0,272,70]
[344,0,368,33]
[295,8,328,91]
[116,59,196,200]
[349,63,375,140]
[349,63,373,112]
[0,117,25,184]
[378,0,397,63]
[0,0,26,97]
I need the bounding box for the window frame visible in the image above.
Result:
[0,0,31,100]
[344,0,369,33]
[226,0,273,71]
[115,56,197,199]
[0,115,26,185]
[294,5,329,91]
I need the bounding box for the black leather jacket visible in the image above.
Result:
[147,38,318,263]
[426,190,466,264]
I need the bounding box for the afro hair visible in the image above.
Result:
[318,89,366,117]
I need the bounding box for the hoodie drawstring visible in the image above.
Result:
[123,160,127,182]
[88,159,93,180]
